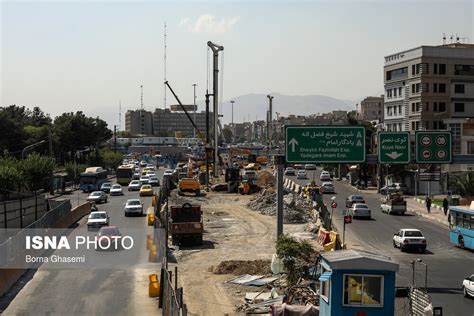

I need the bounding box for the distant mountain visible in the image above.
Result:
[198,93,355,124]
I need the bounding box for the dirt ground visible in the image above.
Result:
[169,191,317,316]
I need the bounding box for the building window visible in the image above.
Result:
[399,87,402,96]
[411,103,415,113]
[412,65,416,76]
[455,84,465,93]
[416,84,420,93]
[393,88,397,97]
[455,64,474,76]
[439,102,446,112]
[439,64,446,75]
[439,83,446,93]
[433,121,438,129]
[343,274,383,307]
[433,102,438,112]
[425,102,429,112]
[468,142,474,155]
[398,105,402,114]
[433,83,438,92]
[416,121,420,130]
[411,122,416,130]
[416,102,421,112]
[321,269,331,302]
[411,84,415,93]
[434,63,438,74]
[454,103,465,112]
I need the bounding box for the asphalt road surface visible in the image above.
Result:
[2,170,164,315]
[287,168,474,316]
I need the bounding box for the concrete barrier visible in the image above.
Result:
[294,184,300,194]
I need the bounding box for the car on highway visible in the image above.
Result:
[148,176,160,187]
[296,170,307,179]
[140,161,147,167]
[463,274,474,298]
[128,180,141,191]
[124,198,144,216]
[109,184,123,196]
[164,169,174,176]
[320,171,331,181]
[294,164,304,170]
[100,182,113,193]
[304,164,317,170]
[139,175,150,185]
[320,182,335,194]
[140,184,154,197]
[87,211,110,230]
[350,203,371,219]
[345,195,365,207]
[392,228,427,253]
[380,183,409,195]
[87,191,108,204]
[146,172,156,178]
[132,172,140,180]
[97,226,122,251]
[284,167,296,176]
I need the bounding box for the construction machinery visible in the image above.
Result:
[380,192,407,215]
[238,179,260,195]
[169,202,203,246]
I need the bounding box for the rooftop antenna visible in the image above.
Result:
[442,33,446,45]
[164,22,167,109]
[140,85,144,110]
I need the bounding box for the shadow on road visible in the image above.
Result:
[427,287,463,295]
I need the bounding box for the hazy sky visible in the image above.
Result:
[2,0,473,129]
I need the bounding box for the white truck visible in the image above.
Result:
[381,193,407,215]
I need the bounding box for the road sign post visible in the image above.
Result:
[285,126,366,163]
[378,132,410,164]
[415,131,452,163]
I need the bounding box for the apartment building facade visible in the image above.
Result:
[152,108,214,138]
[125,110,153,136]
[359,96,384,123]
[383,43,474,166]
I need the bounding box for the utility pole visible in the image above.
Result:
[207,41,224,178]
[193,83,197,139]
[276,155,284,238]
[48,127,54,195]
[114,125,117,153]
[230,100,235,143]
[205,90,212,190]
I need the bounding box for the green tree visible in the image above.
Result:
[452,172,474,197]
[64,162,88,183]
[18,153,55,193]
[276,234,316,286]
[0,157,22,199]
[222,128,233,143]
[100,149,123,170]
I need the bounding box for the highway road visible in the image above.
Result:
[287,168,474,315]
[2,170,164,315]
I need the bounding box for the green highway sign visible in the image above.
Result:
[378,132,410,164]
[285,126,366,163]
[415,131,452,163]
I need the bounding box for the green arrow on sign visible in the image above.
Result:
[378,132,410,164]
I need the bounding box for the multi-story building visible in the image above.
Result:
[153,108,213,138]
[125,110,153,136]
[384,43,474,138]
[359,96,384,123]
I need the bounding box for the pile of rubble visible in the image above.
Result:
[247,190,312,223]
[256,171,276,189]
[209,260,272,275]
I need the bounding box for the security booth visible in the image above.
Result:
[319,249,399,316]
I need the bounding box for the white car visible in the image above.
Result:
[320,171,331,181]
[139,175,150,185]
[109,184,123,196]
[146,172,156,178]
[124,199,144,216]
[284,167,296,176]
[87,211,110,230]
[392,228,427,253]
[350,203,371,219]
[163,169,173,176]
[320,182,335,194]
[148,176,160,187]
[128,180,141,191]
[140,161,147,167]
[462,274,474,298]
[304,164,317,170]
[86,191,108,204]
[296,170,307,179]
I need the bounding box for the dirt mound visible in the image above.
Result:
[209,260,272,275]
[256,171,276,189]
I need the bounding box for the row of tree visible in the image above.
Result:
[0,105,112,163]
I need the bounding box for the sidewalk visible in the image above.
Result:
[353,186,449,227]
[406,198,449,227]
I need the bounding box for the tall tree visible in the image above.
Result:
[18,153,55,192]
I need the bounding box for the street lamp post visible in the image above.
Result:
[193,83,197,138]
[410,258,428,290]
[22,140,47,159]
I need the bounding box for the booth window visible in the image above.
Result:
[319,269,332,303]
[343,274,383,307]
